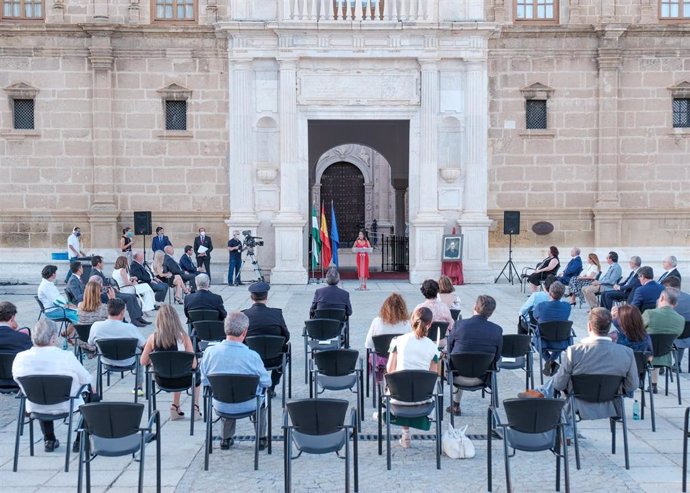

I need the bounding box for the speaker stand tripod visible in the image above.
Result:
[495,233,520,284]
[141,234,147,263]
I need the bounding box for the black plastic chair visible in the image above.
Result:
[675,321,690,373]
[310,349,364,428]
[0,352,20,395]
[187,309,223,337]
[377,370,442,470]
[314,308,349,348]
[73,323,92,362]
[450,308,462,321]
[683,406,690,492]
[204,373,271,471]
[191,320,225,352]
[447,352,498,426]
[283,398,358,493]
[13,375,90,472]
[569,374,629,470]
[534,320,574,385]
[245,335,292,408]
[95,338,141,403]
[488,398,569,493]
[77,402,161,493]
[634,351,655,432]
[426,322,449,347]
[365,333,403,407]
[146,351,198,436]
[500,334,534,390]
[34,295,70,339]
[650,333,682,405]
[303,319,344,384]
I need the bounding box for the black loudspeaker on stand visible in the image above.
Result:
[495,211,521,284]
[133,211,152,262]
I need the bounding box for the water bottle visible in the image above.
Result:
[632,400,640,420]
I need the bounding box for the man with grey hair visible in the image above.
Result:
[200,311,271,450]
[556,247,583,285]
[643,288,685,392]
[601,255,643,310]
[309,266,352,319]
[658,256,682,284]
[183,273,226,323]
[129,251,168,303]
[13,318,93,452]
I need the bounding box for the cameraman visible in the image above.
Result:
[227,230,243,286]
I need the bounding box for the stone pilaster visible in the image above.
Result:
[271,57,307,284]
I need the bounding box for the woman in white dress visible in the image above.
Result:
[112,255,156,312]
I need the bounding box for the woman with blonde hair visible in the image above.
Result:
[152,250,187,303]
[112,255,156,312]
[77,281,110,324]
[437,275,460,309]
[567,253,602,306]
[140,304,200,420]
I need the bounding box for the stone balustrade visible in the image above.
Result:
[282,0,437,22]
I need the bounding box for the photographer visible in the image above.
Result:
[227,230,243,286]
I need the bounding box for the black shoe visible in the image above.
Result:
[45,439,60,453]
[268,387,277,399]
[652,383,658,394]
[132,319,147,328]
[659,368,665,375]
[220,438,234,450]
[72,439,81,453]
[543,362,553,377]
[550,361,560,375]
[259,438,268,451]
[137,317,152,326]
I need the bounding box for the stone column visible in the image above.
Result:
[271,56,307,284]
[409,59,445,284]
[87,30,118,248]
[457,57,492,282]
[394,187,406,235]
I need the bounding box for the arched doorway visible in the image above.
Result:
[320,162,365,248]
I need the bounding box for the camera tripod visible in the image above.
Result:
[494,233,520,284]
[234,247,264,284]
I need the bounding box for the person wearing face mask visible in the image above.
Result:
[119,226,134,264]
[227,230,243,286]
[193,227,214,283]
[65,227,86,283]
[151,226,172,254]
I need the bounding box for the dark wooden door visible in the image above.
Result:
[320,162,365,248]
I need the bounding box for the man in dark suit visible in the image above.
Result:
[533,281,572,376]
[179,245,200,276]
[194,228,214,283]
[658,255,682,284]
[0,301,32,354]
[556,247,583,285]
[183,274,226,322]
[65,262,85,304]
[129,251,168,303]
[242,281,290,397]
[163,246,196,293]
[90,256,149,327]
[600,255,642,310]
[309,267,352,318]
[631,266,664,312]
[446,295,503,416]
[151,226,172,253]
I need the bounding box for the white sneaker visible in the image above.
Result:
[372,411,379,421]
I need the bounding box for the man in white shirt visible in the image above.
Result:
[88,298,147,396]
[65,226,85,283]
[13,318,93,453]
[38,264,78,326]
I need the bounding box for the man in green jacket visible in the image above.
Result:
[643,288,685,393]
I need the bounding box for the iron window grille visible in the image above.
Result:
[13,99,34,130]
[525,99,547,130]
[165,100,187,131]
[673,98,690,128]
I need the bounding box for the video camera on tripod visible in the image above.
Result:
[241,230,264,255]
[236,230,265,283]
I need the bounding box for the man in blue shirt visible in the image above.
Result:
[518,275,556,334]
[201,311,271,450]
[533,281,572,376]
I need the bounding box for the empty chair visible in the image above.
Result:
[446,352,498,426]
[365,333,403,407]
[283,398,358,493]
[72,323,92,363]
[426,321,449,347]
[94,338,142,403]
[146,351,198,435]
[634,351,656,432]
[191,320,225,352]
[500,334,534,390]
[311,349,364,427]
[245,335,292,408]
[302,319,344,384]
[77,402,160,493]
[674,321,690,374]
[650,333,682,405]
[187,309,223,337]
[534,320,574,385]
[488,398,569,493]
[314,308,349,347]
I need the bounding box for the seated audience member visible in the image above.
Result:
[242,281,290,397]
[582,251,622,310]
[0,301,32,352]
[600,256,642,310]
[610,305,652,353]
[437,275,460,310]
[414,279,454,328]
[90,256,148,328]
[556,247,583,286]
[525,246,560,293]
[88,299,147,396]
[129,251,168,304]
[386,307,439,449]
[310,266,353,318]
[164,246,197,295]
[658,255,682,283]
[37,265,78,340]
[13,318,93,452]
[518,275,556,334]
[533,281,572,376]
[364,293,411,384]
[179,245,200,276]
[445,295,502,417]
[112,255,156,313]
[184,273,227,322]
[140,305,200,420]
[76,281,112,357]
[200,312,271,450]
[631,266,664,312]
[662,276,690,367]
[152,250,188,303]
[566,253,601,307]
[65,262,85,304]
[643,288,685,393]
[519,308,638,440]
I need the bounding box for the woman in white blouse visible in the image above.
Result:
[112,255,156,312]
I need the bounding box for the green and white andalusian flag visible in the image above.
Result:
[311,204,321,269]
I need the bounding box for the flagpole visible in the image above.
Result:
[320,200,324,283]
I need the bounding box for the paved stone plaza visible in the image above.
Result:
[0,280,686,492]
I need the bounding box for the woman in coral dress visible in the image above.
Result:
[353,230,371,290]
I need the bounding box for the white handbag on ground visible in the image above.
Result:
[442,423,476,459]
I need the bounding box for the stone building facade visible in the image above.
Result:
[1,0,689,283]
